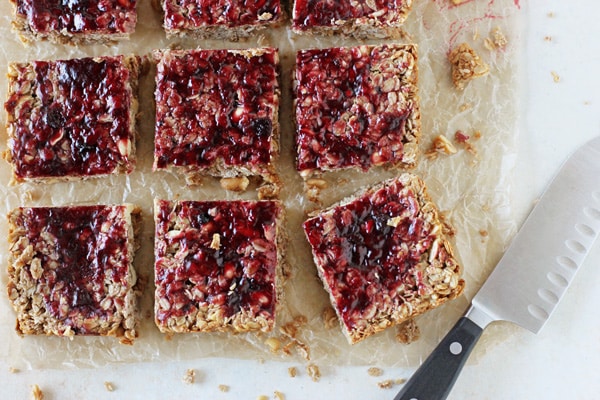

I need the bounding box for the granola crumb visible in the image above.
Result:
[479,229,489,237]
[257,395,269,400]
[219,384,230,392]
[395,319,421,344]
[377,379,394,389]
[544,35,552,42]
[265,337,282,353]
[451,0,469,4]
[9,367,20,373]
[425,134,457,159]
[288,367,298,378]
[104,382,115,392]
[547,11,555,18]
[307,364,321,382]
[183,369,196,384]
[274,391,285,400]
[322,307,338,329]
[551,71,561,83]
[367,367,384,377]
[449,42,489,90]
[459,102,473,112]
[31,385,44,400]
[395,378,407,385]
[454,130,477,155]
[491,27,508,49]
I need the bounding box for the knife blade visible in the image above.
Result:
[395,135,600,400]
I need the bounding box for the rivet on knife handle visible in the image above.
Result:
[393,317,483,400]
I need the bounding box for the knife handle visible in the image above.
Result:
[394,317,483,400]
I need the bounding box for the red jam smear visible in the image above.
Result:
[15,0,136,35]
[303,179,433,329]
[18,206,130,334]
[154,49,278,172]
[4,56,135,180]
[154,200,280,324]
[293,0,401,30]
[163,0,281,30]
[295,45,412,173]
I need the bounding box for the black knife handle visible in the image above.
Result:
[394,317,484,400]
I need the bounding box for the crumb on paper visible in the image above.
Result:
[31,385,44,400]
[104,382,115,392]
[265,337,282,353]
[321,307,338,330]
[395,319,421,344]
[451,0,469,4]
[279,315,308,339]
[9,367,20,373]
[219,384,230,392]
[274,391,285,400]
[449,42,489,90]
[183,369,196,384]
[307,364,321,382]
[479,229,489,237]
[425,134,457,159]
[377,378,407,389]
[459,102,473,112]
[491,27,508,49]
[551,71,561,83]
[288,366,298,378]
[547,11,555,18]
[454,130,477,155]
[257,395,269,400]
[279,315,311,360]
[544,35,552,42]
[368,367,384,377]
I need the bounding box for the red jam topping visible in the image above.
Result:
[303,179,434,329]
[153,49,279,172]
[295,45,415,174]
[4,56,136,180]
[15,0,136,35]
[293,0,402,30]
[163,0,281,30]
[154,200,281,325]
[17,206,131,334]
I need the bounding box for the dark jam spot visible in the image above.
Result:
[303,181,431,329]
[155,201,280,324]
[16,0,136,35]
[154,49,277,171]
[6,57,134,180]
[20,206,129,334]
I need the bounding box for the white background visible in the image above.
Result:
[2,0,600,398]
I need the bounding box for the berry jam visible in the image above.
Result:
[303,178,436,330]
[294,45,417,174]
[15,0,136,35]
[163,0,281,30]
[17,205,131,334]
[293,0,404,30]
[154,200,281,327]
[153,48,279,173]
[4,56,137,181]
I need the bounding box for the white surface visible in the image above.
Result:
[3,1,600,399]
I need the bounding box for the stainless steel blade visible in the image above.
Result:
[467,135,600,332]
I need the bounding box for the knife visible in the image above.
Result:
[395,136,600,400]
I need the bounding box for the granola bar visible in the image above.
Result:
[303,174,464,343]
[154,199,284,333]
[294,44,420,179]
[292,0,413,38]
[10,0,137,44]
[6,204,141,343]
[3,55,140,184]
[160,0,283,40]
[153,48,280,191]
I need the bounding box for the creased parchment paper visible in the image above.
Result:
[0,0,523,369]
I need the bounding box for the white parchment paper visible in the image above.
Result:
[0,0,523,369]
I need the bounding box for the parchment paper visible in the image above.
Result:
[0,0,523,369]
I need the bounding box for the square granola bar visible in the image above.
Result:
[303,174,464,344]
[10,0,137,44]
[3,55,140,184]
[160,0,283,40]
[294,44,420,179]
[154,199,284,334]
[292,0,413,38]
[6,204,141,343]
[153,48,280,192]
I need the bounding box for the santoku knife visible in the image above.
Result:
[395,136,600,400]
